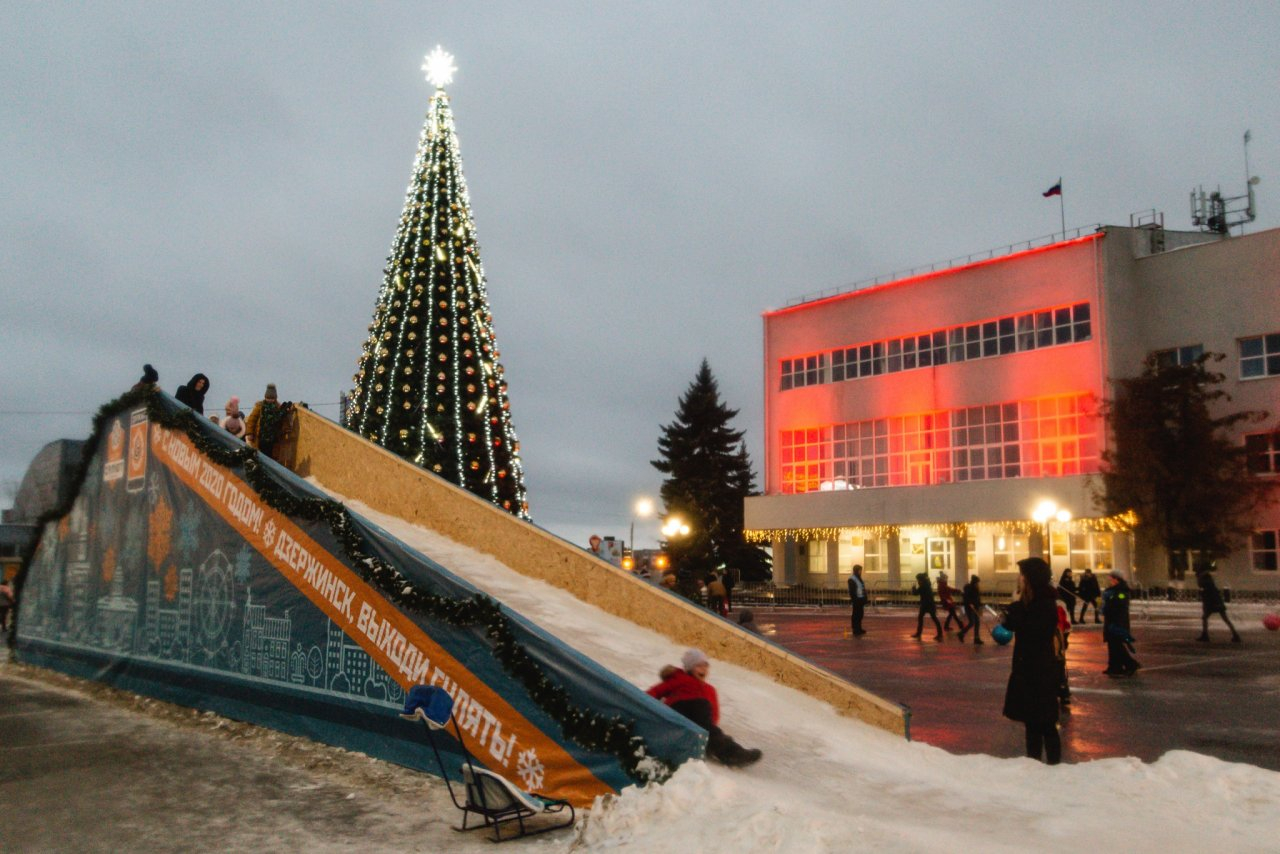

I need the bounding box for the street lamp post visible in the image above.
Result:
[1031,500,1071,567]
[630,497,654,566]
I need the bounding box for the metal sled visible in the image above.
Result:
[399,685,575,843]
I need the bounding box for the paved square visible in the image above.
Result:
[751,603,1280,769]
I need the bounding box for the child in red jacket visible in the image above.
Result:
[648,649,761,768]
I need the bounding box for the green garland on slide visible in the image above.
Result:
[12,387,675,785]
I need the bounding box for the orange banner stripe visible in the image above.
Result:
[150,424,610,806]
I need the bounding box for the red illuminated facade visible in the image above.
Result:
[746,226,1280,592]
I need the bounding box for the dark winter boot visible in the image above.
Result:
[1231,634,1243,643]
[708,732,761,768]
[1195,634,1209,642]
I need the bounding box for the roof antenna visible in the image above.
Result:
[1190,130,1259,236]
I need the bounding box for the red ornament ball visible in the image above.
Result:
[1263,613,1280,631]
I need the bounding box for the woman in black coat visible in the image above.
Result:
[1001,557,1062,764]
[1076,568,1101,623]
[910,571,943,641]
[175,373,210,415]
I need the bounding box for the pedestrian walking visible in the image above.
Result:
[722,566,737,614]
[1058,568,1078,625]
[174,373,210,415]
[957,575,985,645]
[1000,557,1063,765]
[911,571,944,641]
[847,564,868,636]
[1076,567,1101,623]
[1055,598,1072,707]
[1194,565,1242,643]
[705,572,728,617]
[1101,570,1141,676]
[938,572,964,631]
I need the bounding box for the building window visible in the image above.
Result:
[863,537,883,573]
[780,427,832,494]
[781,393,1097,493]
[1240,333,1280,379]
[1251,530,1278,571]
[1068,531,1114,571]
[953,403,1019,482]
[1019,394,1099,477]
[1153,344,1203,369]
[1245,431,1280,475]
[781,353,827,390]
[781,302,1092,390]
[806,539,829,576]
[993,533,1029,572]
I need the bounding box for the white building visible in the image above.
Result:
[745,224,1280,594]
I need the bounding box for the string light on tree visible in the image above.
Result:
[345,48,529,519]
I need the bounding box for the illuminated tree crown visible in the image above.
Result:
[345,59,529,519]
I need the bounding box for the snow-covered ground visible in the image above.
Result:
[337,492,1280,853]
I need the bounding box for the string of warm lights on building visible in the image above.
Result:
[744,510,1138,543]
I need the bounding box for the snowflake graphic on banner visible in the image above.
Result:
[263,520,277,550]
[234,545,253,586]
[147,471,162,508]
[516,747,545,791]
[177,501,202,560]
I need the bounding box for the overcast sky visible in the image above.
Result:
[3,2,1277,550]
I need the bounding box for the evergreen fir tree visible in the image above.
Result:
[1096,352,1270,577]
[652,360,771,583]
[345,49,528,519]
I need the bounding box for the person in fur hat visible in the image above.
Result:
[648,649,762,768]
[222,396,246,439]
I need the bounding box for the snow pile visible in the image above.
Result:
[336,492,1280,853]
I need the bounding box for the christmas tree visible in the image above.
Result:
[345,48,529,519]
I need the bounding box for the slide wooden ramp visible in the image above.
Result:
[293,407,909,738]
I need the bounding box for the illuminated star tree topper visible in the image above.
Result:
[422,46,457,89]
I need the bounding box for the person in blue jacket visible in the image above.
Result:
[1101,570,1141,675]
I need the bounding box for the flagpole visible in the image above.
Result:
[1058,177,1065,238]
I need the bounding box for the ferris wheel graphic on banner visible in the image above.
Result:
[194,549,235,655]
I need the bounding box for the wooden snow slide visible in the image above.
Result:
[292,407,908,738]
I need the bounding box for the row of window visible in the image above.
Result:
[780,302,1092,391]
[779,393,1099,493]
[783,328,1280,393]
[1154,334,1280,380]
[816,529,1277,573]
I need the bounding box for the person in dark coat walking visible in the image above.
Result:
[1000,557,1063,764]
[174,373,210,415]
[1076,567,1101,623]
[1194,566,1242,643]
[937,572,964,631]
[848,564,868,636]
[957,575,985,645]
[1101,571,1141,675]
[910,571,944,641]
[1058,568,1078,625]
